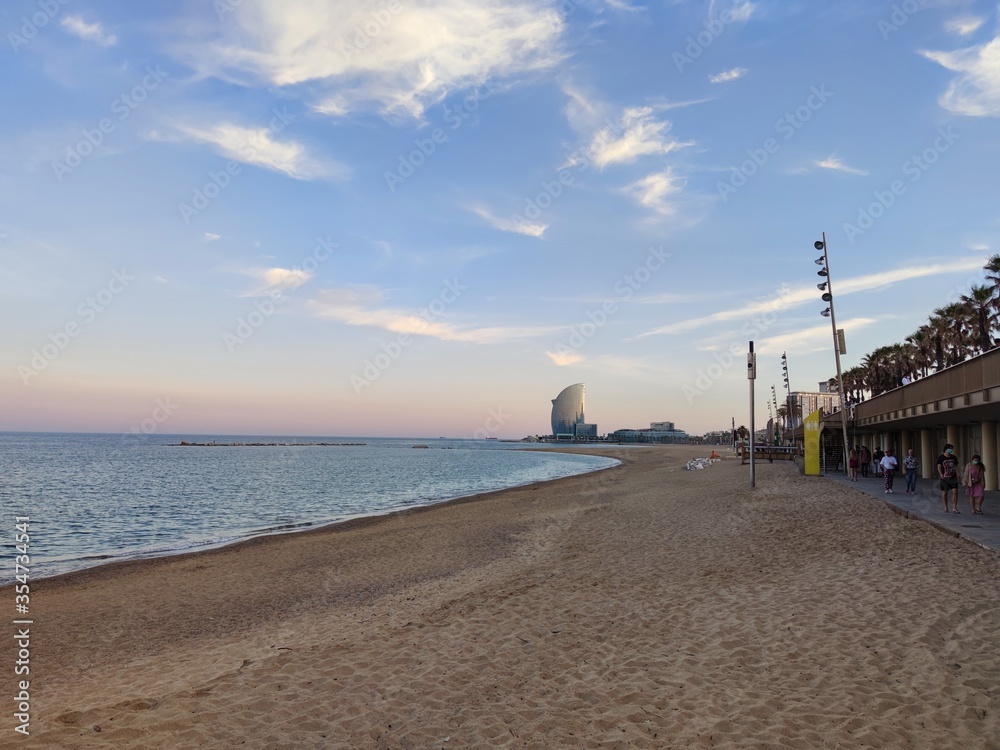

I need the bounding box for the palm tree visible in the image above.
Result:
[945,301,977,364]
[927,311,949,371]
[984,254,1000,302]
[906,328,935,378]
[961,284,997,354]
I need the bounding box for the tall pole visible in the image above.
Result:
[748,341,756,488]
[782,351,794,436]
[819,232,851,472]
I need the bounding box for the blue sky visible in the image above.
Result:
[2,0,999,438]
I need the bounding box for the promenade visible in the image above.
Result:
[827,469,1000,554]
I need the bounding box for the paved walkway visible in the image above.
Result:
[826,470,1000,554]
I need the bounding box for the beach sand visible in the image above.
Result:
[6,446,1000,749]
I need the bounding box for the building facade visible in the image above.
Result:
[792,384,840,418]
[550,383,597,437]
[610,422,688,443]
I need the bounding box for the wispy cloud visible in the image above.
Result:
[173,0,564,121]
[709,67,747,84]
[240,267,313,296]
[310,285,559,343]
[816,155,868,176]
[588,107,690,169]
[61,15,118,47]
[707,0,755,23]
[622,167,685,215]
[160,123,348,181]
[546,349,585,366]
[945,17,985,37]
[755,318,877,355]
[471,206,547,237]
[923,35,1000,117]
[635,256,988,337]
[203,232,221,241]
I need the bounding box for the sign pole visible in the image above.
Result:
[748,341,756,489]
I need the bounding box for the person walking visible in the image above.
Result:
[848,447,859,481]
[880,448,898,493]
[962,454,986,515]
[859,445,871,478]
[937,444,961,513]
[903,448,920,494]
[873,446,885,477]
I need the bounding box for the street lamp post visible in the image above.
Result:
[781,351,794,442]
[815,232,850,473]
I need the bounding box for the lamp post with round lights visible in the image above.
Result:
[814,232,850,472]
[781,351,794,437]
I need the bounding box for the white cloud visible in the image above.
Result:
[240,267,312,296]
[709,67,747,84]
[622,167,685,215]
[635,256,988,337]
[755,318,877,355]
[922,36,1000,117]
[547,349,585,366]
[163,123,348,181]
[471,206,547,237]
[588,107,690,169]
[61,16,118,47]
[708,0,754,23]
[203,232,221,241]
[173,0,564,121]
[309,285,558,343]
[816,156,868,176]
[945,17,985,37]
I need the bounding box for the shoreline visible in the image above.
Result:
[12,446,1000,748]
[6,446,621,588]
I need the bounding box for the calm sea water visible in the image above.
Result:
[0,433,618,582]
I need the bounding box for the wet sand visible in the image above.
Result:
[5,446,999,748]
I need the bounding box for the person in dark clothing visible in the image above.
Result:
[937,443,960,513]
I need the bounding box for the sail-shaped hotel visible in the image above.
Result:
[551,383,598,438]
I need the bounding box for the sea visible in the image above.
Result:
[0,433,619,583]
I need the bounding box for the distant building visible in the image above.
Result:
[650,421,675,431]
[550,383,598,438]
[611,422,688,443]
[792,384,841,418]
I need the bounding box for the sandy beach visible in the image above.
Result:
[5,445,1000,749]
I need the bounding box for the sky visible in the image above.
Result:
[1,0,999,439]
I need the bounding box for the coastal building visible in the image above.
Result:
[550,383,598,438]
[817,347,1000,489]
[610,422,689,443]
[791,383,840,418]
